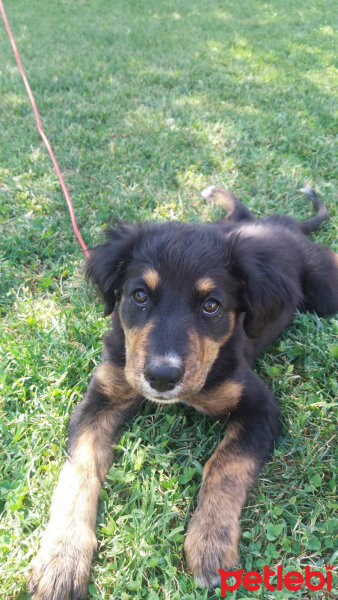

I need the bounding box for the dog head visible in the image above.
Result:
[87,220,300,402]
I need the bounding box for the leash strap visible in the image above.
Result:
[0,0,89,257]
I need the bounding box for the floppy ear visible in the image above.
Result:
[226,232,302,337]
[86,223,140,316]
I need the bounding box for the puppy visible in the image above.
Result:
[29,187,338,599]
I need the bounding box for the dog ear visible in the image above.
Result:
[86,223,140,316]
[227,231,301,337]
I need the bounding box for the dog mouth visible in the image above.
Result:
[138,377,184,404]
[125,363,211,404]
[124,352,211,403]
[148,396,181,405]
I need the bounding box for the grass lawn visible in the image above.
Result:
[0,0,337,598]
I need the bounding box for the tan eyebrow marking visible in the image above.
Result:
[142,268,160,291]
[195,277,217,295]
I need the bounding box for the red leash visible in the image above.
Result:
[0,0,89,257]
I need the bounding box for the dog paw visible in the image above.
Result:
[184,511,239,588]
[29,527,97,600]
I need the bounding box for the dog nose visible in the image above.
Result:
[145,363,183,392]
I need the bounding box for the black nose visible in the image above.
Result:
[145,363,183,392]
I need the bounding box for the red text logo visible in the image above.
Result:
[218,564,333,596]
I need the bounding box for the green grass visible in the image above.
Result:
[0,0,337,598]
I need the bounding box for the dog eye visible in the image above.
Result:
[202,298,220,315]
[132,289,148,305]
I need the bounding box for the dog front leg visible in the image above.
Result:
[29,363,140,600]
[184,375,280,588]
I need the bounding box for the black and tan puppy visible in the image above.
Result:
[29,187,338,599]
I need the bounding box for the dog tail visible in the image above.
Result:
[201,186,255,222]
[297,186,329,234]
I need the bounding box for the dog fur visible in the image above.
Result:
[29,187,338,598]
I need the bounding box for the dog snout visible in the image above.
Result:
[145,361,183,392]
